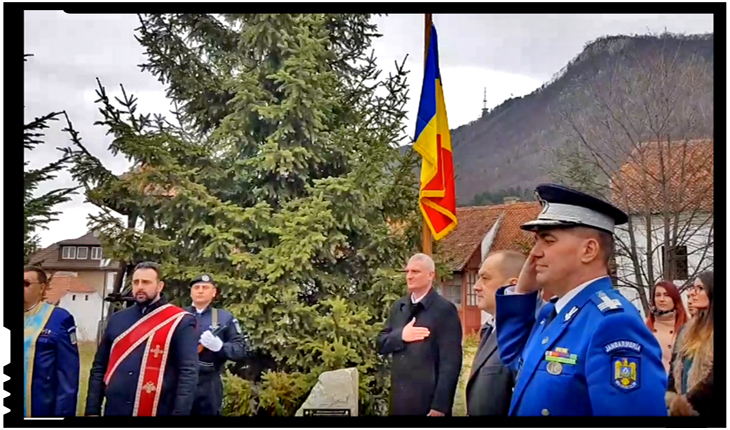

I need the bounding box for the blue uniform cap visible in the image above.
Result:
[521,183,628,234]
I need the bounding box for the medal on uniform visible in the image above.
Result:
[546,361,563,375]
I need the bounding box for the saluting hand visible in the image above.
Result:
[401,318,430,343]
[515,250,540,294]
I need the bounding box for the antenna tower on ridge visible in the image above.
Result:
[481,87,489,117]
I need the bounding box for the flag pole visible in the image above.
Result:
[421,13,434,257]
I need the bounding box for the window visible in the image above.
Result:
[72,295,76,301]
[62,246,76,259]
[440,273,462,309]
[662,245,689,280]
[466,271,478,306]
[85,295,89,301]
[76,247,89,259]
[91,247,103,260]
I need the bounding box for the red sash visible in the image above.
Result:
[104,303,188,416]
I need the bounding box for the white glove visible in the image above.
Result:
[200,330,223,352]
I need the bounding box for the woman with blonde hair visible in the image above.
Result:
[666,271,713,416]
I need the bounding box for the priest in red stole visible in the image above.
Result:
[85,261,199,416]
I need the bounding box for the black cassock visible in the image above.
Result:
[377,288,463,416]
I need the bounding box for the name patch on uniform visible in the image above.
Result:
[612,357,639,391]
[604,340,642,354]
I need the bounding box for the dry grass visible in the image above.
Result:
[452,332,480,416]
[77,342,97,416]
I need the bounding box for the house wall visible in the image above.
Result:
[77,271,106,295]
[58,292,104,342]
[614,213,713,316]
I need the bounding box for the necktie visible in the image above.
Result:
[481,324,493,342]
[543,297,560,327]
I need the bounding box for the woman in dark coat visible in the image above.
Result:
[665,271,713,416]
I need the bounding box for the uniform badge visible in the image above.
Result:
[564,306,579,322]
[68,326,77,345]
[202,275,210,282]
[613,357,639,391]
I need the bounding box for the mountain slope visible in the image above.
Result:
[407,33,714,205]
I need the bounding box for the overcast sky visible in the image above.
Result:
[24,12,713,248]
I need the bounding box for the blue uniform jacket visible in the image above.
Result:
[185,305,250,375]
[495,277,668,416]
[85,295,199,416]
[25,304,79,417]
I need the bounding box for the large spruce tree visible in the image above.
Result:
[24,55,78,263]
[62,14,420,415]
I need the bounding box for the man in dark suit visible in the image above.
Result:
[377,253,463,416]
[466,250,525,416]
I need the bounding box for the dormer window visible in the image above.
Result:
[62,246,77,259]
[77,247,89,260]
[91,247,103,260]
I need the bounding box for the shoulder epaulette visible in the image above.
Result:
[590,290,624,314]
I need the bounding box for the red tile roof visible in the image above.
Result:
[491,202,542,253]
[44,274,97,306]
[437,201,541,271]
[611,139,713,215]
[437,206,502,271]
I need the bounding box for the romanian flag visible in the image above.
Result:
[413,24,457,241]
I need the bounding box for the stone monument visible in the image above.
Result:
[295,367,359,417]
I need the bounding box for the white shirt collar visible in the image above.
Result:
[411,288,430,304]
[555,276,609,313]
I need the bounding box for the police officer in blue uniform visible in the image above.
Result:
[186,274,251,415]
[24,266,80,417]
[495,184,668,416]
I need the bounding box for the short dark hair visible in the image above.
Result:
[133,261,162,281]
[24,265,48,284]
[597,230,614,266]
[573,227,614,266]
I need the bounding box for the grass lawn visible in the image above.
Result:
[77,342,97,416]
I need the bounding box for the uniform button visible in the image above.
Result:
[542,408,550,416]
[128,371,134,375]
[541,337,549,345]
